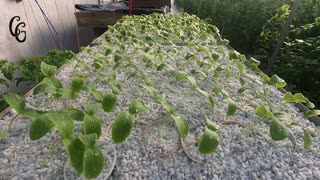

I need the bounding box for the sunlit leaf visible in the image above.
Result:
[270,118,289,141]
[303,110,320,118]
[205,118,220,131]
[171,114,189,139]
[198,129,220,154]
[3,93,25,113]
[40,62,57,77]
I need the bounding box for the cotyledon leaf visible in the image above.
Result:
[270,118,289,141]
[102,93,117,113]
[46,112,75,139]
[83,115,101,138]
[303,110,320,118]
[66,137,85,175]
[3,93,25,113]
[83,104,99,116]
[175,70,197,90]
[227,98,237,116]
[303,129,312,150]
[205,118,220,131]
[129,99,149,114]
[40,62,57,77]
[196,88,214,108]
[112,111,135,144]
[171,114,189,139]
[83,146,104,179]
[29,115,54,140]
[198,128,220,154]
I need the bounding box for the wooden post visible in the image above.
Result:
[266,0,301,74]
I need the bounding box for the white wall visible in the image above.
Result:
[0,0,103,95]
[0,0,82,62]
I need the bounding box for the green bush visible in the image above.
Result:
[175,0,290,53]
[0,50,75,111]
[273,17,320,108]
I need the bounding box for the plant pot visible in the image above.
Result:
[63,140,117,180]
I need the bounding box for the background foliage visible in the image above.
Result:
[175,0,320,108]
[0,50,74,111]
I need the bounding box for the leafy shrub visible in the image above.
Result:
[255,5,291,56]
[0,50,75,111]
[175,0,290,53]
[273,17,320,108]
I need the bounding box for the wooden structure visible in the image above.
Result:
[75,11,126,27]
[132,0,171,8]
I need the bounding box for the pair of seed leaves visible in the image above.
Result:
[255,91,320,150]
[3,92,103,178]
[33,62,85,99]
[3,92,148,178]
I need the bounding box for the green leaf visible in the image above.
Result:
[270,119,289,141]
[92,90,104,102]
[205,118,220,131]
[255,104,273,119]
[46,112,74,139]
[156,96,176,115]
[3,93,25,113]
[228,50,239,60]
[212,86,222,94]
[303,129,312,150]
[22,108,45,119]
[83,115,101,138]
[83,104,99,116]
[129,99,148,114]
[111,81,122,95]
[283,92,295,102]
[198,129,220,154]
[33,83,47,95]
[171,114,189,139]
[293,93,307,103]
[211,52,220,61]
[236,62,245,73]
[59,108,85,121]
[273,113,292,121]
[305,100,315,109]
[0,131,6,141]
[269,74,286,88]
[112,111,135,144]
[227,98,237,116]
[83,146,104,179]
[67,137,85,175]
[40,62,57,77]
[196,88,214,108]
[105,48,112,56]
[257,71,270,82]
[79,133,97,148]
[175,71,197,90]
[29,115,54,140]
[303,110,320,118]
[71,77,84,93]
[140,84,157,98]
[102,93,117,113]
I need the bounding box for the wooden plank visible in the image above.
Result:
[132,0,171,8]
[75,11,127,27]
